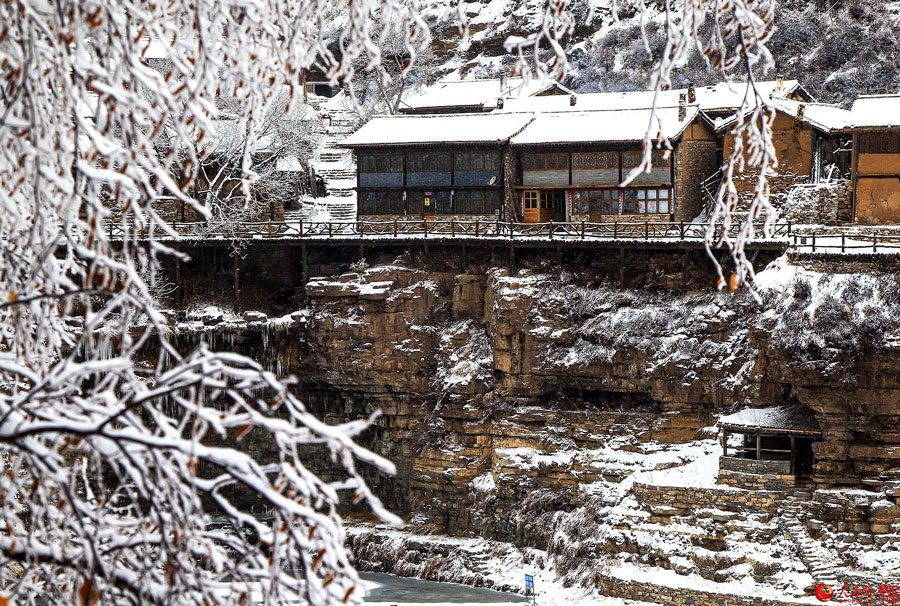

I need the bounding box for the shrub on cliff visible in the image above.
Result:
[765,273,898,370]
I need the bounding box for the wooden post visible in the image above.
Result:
[451,218,456,238]
[874,233,878,253]
[393,218,397,238]
[548,220,553,240]
[301,244,308,284]
[328,222,332,239]
[790,436,796,475]
[841,233,845,253]
[581,220,585,240]
[756,432,761,461]
[299,218,304,238]
[614,221,618,239]
[175,258,182,305]
[679,221,685,240]
[234,261,240,306]
[475,219,480,238]
[644,220,649,240]
[723,430,729,457]
[812,233,816,253]
[359,244,365,263]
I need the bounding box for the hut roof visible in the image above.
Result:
[718,404,821,435]
[495,79,802,115]
[849,95,900,129]
[339,113,534,148]
[713,99,851,134]
[399,78,572,113]
[509,106,700,146]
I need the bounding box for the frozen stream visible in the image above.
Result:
[361,572,527,604]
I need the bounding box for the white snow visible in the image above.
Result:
[510,106,698,145]
[399,77,572,113]
[849,94,900,129]
[340,112,535,147]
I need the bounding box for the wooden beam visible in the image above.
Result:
[756,432,761,461]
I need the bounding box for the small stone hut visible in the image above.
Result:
[717,404,822,491]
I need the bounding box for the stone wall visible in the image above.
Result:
[674,138,717,222]
[782,181,852,225]
[717,456,796,491]
[632,482,783,515]
[597,575,812,606]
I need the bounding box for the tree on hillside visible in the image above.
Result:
[1,0,786,603]
[0,1,424,603]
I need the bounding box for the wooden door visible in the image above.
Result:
[539,191,554,222]
[552,191,565,222]
[523,190,540,223]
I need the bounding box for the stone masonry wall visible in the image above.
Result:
[782,181,852,225]
[632,482,783,516]
[598,576,812,606]
[674,139,717,222]
[717,457,796,491]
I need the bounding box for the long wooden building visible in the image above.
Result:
[341,79,818,224]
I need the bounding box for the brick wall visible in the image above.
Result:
[674,139,717,222]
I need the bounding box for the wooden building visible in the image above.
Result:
[340,113,533,221]
[718,404,822,490]
[341,78,857,226]
[716,98,852,201]
[849,95,900,225]
[508,104,716,223]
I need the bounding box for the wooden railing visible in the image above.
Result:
[789,232,900,255]
[108,219,796,243]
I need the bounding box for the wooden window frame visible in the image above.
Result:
[622,187,671,214]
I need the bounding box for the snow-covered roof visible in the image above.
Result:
[495,79,803,115]
[339,113,535,147]
[718,404,821,435]
[510,107,700,146]
[849,95,900,129]
[399,77,572,113]
[714,98,851,134]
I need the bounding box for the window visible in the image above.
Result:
[408,152,451,173]
[454,151,501,185]
[589,189,619,214]
[539,191,552,210]
[572,190,590,214]
[359,152,403,186]
[622,152,638,170]
[523,153,569,171]
[389,190,405,214]
[524,190,538,210]
[434,190,452,214]
[651,150,671,168]
[573,152,618,171]
[485,190,500,214]
[859,133,900,154]
[359,190,405,215]
[622,188,671,214]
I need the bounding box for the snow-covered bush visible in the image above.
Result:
[764,274,899,369]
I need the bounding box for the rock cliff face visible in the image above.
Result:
[173,258,900,540]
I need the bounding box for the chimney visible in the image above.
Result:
[678,93,687,121]
[687,83,696,104]
[569,94,577,106]
[797,103,806,120]
[775,74,784,94]
[496,98,504,110]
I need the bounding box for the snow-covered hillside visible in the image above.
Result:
[412,0,900,106]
